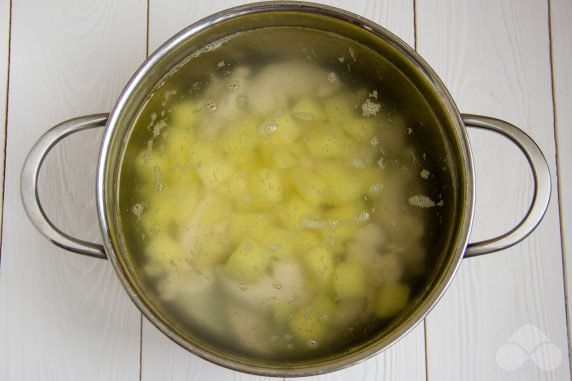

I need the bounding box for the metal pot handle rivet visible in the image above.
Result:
[21,114,109,259]
[462,114,551,257]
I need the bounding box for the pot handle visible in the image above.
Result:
[21,114,109,259]
[462,114,551,257]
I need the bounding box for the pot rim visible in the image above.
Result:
[96,1,475,376]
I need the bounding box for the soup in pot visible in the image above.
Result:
[118,26,454,361]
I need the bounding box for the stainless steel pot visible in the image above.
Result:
[21,1,551,377]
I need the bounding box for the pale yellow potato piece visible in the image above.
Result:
[218,118,260,155]
[304,125,355,160]
[341,117,378,142]
[374,283,411,318]
[302,246,334,290]
[195,157,236,189]
[249,168,283,205]
[320,161,364,204]
[260,144,297,170]
[289,168,329,206]
[144,236,186,275]
[291,97,328,122]
[260,226,294,259]
[225,239,271,283]
[289,296,336,347]
[333,261,367,299]
[170,100,202,129]
[275,196,319,229]
[228,213,273,246]
[262,112,301,145]
[356,167,384,198]
[291,230,322,255]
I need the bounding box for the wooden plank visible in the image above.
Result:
[0,0,10,259]
[417,0,571,379]
[0,1,146,380]
[550,0,572,361]
[148,0,414,52]
[142,1,425,381]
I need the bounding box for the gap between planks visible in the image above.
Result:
[546,0,572,373]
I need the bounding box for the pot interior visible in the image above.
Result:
[100,2,472,376]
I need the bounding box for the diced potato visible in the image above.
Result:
[260,226,294,259]
[191,194,232,230]
[333,300,366,328]
[218,118,260,155]
[291,230,322,255]
[304,125,355,160]
[166,185,202,226]
[302,246,334,290]
[187,231,231,267]
[275,196,320,229]
[290,97,328,122]
[260,144,297,170]
[249,168,283,204]
[341,117,378,142]
[320,161,364,204]
[195,157,236,189]
[225,239,271,283]
[228,213,273,246]
[289,169,329,206]
[144,236,185,274]
[217,172,250,201]
[261,112,301,145]
[374,283,411,318]
[333,261,367,299]
[289,296,336,347]
[170,100,202,129]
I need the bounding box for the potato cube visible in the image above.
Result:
[194,194,231,229]
[250,168,283,204]
[275,196,320,229]
[289,296,336,347]
[217,172,249,201]
[304,125,355,160]
[292,230,322,255]
[228,213,273,246]
[260,144,297,170]
[260,226,294,259]
[289,169,329,206]
[145,236,185,270]
[374,283,411,318]
[333,261,367,299]
[170,100,202,129]
[218,118,259,155]
[291,97,328,122]
[195,157,236,189]
[263,112,301,145]
[187,231,231,267]
[341,117,378,142]
[320,161,364,204]
[140,198,174,237]
[302,246,334,290]
[225,239,271,283]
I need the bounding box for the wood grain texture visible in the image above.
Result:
[417,0,570,380]
[0,0,10,260]
[142,1,425,381]
[0,0,146,380]
[550,0,572,361]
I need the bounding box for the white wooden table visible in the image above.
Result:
[1,0,570,380]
